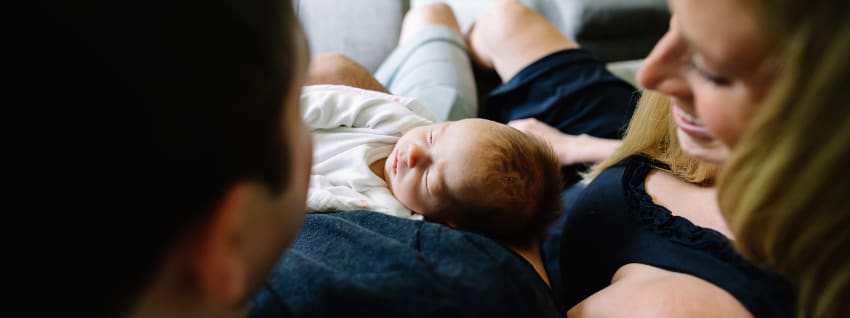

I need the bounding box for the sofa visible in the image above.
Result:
[294,0,669,87]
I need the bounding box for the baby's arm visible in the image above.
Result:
[509,118,621,165]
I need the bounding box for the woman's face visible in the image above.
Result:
[637,0,778,163]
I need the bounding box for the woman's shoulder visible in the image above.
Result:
[576,155,652,205]
[568,264,753,318]
[591,154,659,182]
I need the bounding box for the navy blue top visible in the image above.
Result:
[559,156,796,317]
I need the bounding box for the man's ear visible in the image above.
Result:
[191,182,255,306]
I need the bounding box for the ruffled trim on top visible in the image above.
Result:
[621,156,753,269]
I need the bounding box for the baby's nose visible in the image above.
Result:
[406,143,427,168]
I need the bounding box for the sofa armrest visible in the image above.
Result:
[556,0,669,62]
[606,59,643,88]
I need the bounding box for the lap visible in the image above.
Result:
[481,48,637,139]
[482,48,638,185]
[374,26,477,121]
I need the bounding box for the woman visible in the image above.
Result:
[464,0,793,315]
[635,0,849,316]
[516,0,846,316]
[555,90,792,318]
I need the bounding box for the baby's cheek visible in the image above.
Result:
[394,184,418,207]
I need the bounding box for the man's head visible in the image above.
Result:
[383,118,562,246]
[53,0,311,316]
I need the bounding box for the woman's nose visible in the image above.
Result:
[636,26,691,99]
[406,143,428,168]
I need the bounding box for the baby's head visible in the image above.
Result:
[383,118,562,246]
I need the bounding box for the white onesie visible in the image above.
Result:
[302,85,438,218]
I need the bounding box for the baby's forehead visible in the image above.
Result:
[446,124,506,150]
[441,130,509,174]
[442,151,500,192]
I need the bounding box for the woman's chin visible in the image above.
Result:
[677,128,731,164]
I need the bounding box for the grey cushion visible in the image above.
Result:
[295,0,663,82]
[295,0,408,72]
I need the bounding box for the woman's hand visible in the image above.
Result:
[508,118,576,165]
[508,118,621,165]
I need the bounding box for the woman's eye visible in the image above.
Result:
[424,169,431,193]
[688,57,731,86]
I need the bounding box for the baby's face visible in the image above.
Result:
[384,118,498,217]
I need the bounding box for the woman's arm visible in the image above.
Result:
[568,264,753,318]
[508,118,622,166]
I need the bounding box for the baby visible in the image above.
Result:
[303,85,562,247]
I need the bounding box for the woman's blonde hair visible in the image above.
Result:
[718,1,850,316]
[588,90,717,184]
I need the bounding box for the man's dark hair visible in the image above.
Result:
[45,0,302,316]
